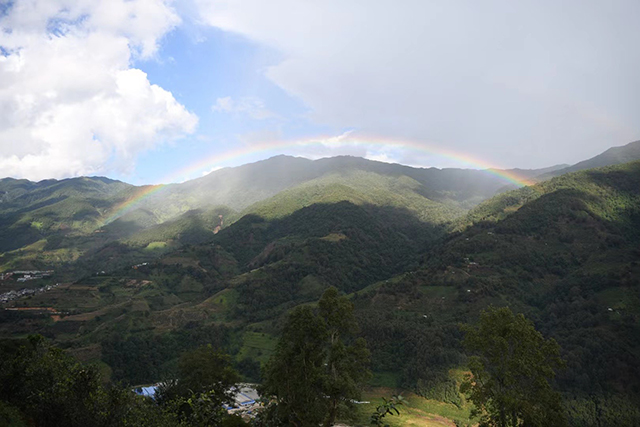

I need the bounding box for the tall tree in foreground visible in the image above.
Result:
[460,306,566,427]
[155,345,241,426]
[261,287,371,426]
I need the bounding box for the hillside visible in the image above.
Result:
[355,161,640,425]
[456,160,640,232]
[0,177,131,251]
[127,155,534,226]
[0,155,537,273]
[242,169,465,222]
[3,142,638,274]
[0,200,440,383]
[0,177,137,272]
[167,155,528,209]
[118,166,469,249]
[538,139,640,180]
[2,154,640,425]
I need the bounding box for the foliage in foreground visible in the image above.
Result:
[155,344,240,425]
[259,286,371,426]
[370,394,406,426]
[0,336,248,427]
[461,307,566,427]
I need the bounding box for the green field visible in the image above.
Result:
[352,388,475,427]
[236,331,277,364]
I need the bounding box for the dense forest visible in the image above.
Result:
[1,292,567,427]
[1,154,640,425]
[355,162,640,425]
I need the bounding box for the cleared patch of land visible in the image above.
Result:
[353,387,474,427]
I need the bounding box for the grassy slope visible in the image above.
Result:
[244,170,465,222]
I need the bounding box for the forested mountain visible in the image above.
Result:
[2,147,640,425]
[356,161,640,425]
[0,177,131,252]
[161,155,527,211]
[0,155,531,272]
[1,140,637,273]
[114,154,527,230]
[120,166,468,249]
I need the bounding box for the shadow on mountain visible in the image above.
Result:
[383,170,640,421]
[209,201,446,322]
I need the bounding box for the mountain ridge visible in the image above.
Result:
[537,139,640,180]
[2,139,640,274]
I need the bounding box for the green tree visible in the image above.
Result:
[156,345,240,425]
[177,344,239,400]
[460,307,566,427]
[261,287,371,426]
[0,335,114,427]
[0,335,178,427]
[260,305,328,426]
[319,286,371,426]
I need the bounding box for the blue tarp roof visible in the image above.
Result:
[134,386,157,398]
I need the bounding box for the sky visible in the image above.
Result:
[0,0,639,184]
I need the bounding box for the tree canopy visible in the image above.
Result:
[460,306,566,427]
[261,286,370,426]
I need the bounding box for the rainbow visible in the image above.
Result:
[103,184,168,225]
[102,134,534,225]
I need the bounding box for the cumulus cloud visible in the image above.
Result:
[0,0,197,180]
[196,0,640,168]
[212,96,277,120]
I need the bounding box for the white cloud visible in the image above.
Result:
[311,130,353,149]
[212,96,277,120]
[364,152,396,164]
[0,0,197,180]
[201,166,223,176]
[196,0,640,168]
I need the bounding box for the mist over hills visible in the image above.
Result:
[1,141,640,425]
[500,163,570,180]
[131,154,540,223]
[0,155,527,269]
[1,140,640,273]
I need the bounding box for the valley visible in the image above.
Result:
[1,141,640,425]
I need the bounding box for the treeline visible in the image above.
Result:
[1,295,572,427]
[101,323,231,385]
[0,335,249,427]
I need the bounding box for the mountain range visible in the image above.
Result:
[2,139,639,273]
[1,139,640,425]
